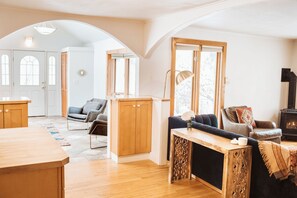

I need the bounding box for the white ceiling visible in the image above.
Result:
[1,0,297,39]
[0,0,218,19]
[52,20,109,43]
[192,0,297,39]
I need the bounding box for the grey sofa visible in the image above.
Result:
[221,106,282,143]
[67,98,107,130]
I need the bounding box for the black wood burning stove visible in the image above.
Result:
[280,68,297,140]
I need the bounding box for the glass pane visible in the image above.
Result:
[19,56,39,85]
[129,58,136,95]
[33,75,39,85]
[1,55,9,85]
[48,56,56,85]
[20,75,26,85]
[174,50,194,115]
[199,52,217,114]
[115,58,125,94]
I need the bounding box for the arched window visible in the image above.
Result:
[20,56,39,85]
[48,56,56,85]
[1,54,9,85]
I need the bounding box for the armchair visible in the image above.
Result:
[89,114,107,149]
[221,106,282,143]
[67,98,107,130]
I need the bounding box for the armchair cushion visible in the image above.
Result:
[68,106,83,114]
[68,113,87,120]
[235,107,257,128]
[82,102,101,115]
[250,128,282,142]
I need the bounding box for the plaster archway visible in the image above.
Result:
[0,5,144,57]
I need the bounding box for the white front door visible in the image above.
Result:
[13,50,46,116]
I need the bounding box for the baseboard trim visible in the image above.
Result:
[111,152,150,163]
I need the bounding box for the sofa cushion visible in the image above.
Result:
[235,107,257,128]
[82,102,101,115]
[194,114,218,128]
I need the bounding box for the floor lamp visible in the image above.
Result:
[163,70,194,98]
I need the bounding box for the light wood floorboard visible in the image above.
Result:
[65,160,220,198]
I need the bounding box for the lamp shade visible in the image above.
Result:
[176,70,194,85]
[163,69,194,98]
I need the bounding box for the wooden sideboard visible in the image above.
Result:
[169,128,252,198]
[0,97,31,128]
[0,127,69,198]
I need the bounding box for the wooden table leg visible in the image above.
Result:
[222,148,252,198]
[169,134,192,183]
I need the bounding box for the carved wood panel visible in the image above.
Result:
[225,148,252,198]
[170,136,191,182]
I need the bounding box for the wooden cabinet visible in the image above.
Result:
[1,104,28,128]
[111,98,152,157]
[0,98,30,129]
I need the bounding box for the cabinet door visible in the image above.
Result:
[135,100,152,154]
[4,104,28,128]
[0,105,3,128]
[118,101,136,156]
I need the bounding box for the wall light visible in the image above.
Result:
[25,36,33,47]
[78,69,86,76]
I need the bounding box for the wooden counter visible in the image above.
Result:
[0,127,69,198]
[0,97,31,128]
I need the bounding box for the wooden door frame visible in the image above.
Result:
[170,37,227,126]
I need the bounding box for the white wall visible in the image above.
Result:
[91,38,124,98]
[65,47,94,107]
[141,26,293,123]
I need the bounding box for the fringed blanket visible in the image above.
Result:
[258,141,297,185]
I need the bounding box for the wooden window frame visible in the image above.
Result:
[170,38,227,125]
[106,49,132,96]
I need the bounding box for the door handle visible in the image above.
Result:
[5,109,9,113]
[0,110,2,113]
[137,104,141,107]
[133,105,136,107]
[41,86,46,89]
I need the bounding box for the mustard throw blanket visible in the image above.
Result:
[258,141,297,185]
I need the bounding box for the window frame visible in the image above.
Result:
[170,38,227,124]
[106,48,137,96]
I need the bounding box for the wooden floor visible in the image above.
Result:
[65,160,220,198]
